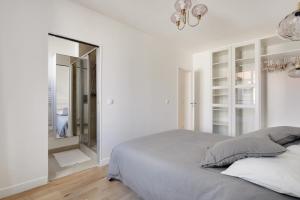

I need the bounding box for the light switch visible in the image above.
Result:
[165,99,170,104]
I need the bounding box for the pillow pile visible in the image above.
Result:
[222,144,300,198]
[267,126,300,145]
[200,136,286,168]
[201,126,300,168]
[201,126,300,198]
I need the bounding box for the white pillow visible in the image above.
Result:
[222,144,300,198]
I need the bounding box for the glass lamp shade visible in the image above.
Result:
[288,67,300,78]
[174,0,192,12]
[278,10,300,41]
[170,12,181,24]
[191,4,208,17]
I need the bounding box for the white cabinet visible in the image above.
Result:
[211,48,232,136]
[232,41,261,136]
[211,41,262,136]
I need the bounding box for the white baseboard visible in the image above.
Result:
[0,158,110,198]
[0,176,47,199]
[99,157,110,166]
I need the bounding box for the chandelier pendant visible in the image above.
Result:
[171,0,208,31]
[278,2,300,41]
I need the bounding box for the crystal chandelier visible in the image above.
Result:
[288,57,300,78]
[278,2,300,41]
[170,0,208,30]
[288,66,300,78]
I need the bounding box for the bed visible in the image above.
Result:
[56,114,68,137]
[108,129,297,200]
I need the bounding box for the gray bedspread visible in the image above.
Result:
[108,130,298,200]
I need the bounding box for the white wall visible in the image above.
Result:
[0,0,191,197]
[0,0,49,198]
[49,36,79,57]
[48,0,192,161]
[266,72,300,127]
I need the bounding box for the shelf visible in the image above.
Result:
[213,121,228,126]
[213,61,228,65]
[234,84,254,89]
[212,76,227,80]
[235,57,255,62]
[213,93,228,97]
[235,104,255,108]
[213,108,228,111]
[261,48,300,60]
[212,86,228,90]
[213,104,228,108]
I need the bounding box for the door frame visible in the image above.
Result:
[177,68,195,131]
[47,33,104,171]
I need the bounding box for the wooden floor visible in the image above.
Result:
[3,166,140,200]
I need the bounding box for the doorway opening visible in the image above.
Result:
[48,34,100,180]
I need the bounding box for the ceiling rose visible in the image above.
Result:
[170,0,208,31]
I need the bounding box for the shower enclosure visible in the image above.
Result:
[74,52,97,148]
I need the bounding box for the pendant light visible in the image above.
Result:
[278,2,300,41]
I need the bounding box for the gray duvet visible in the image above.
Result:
[108,130,297,200]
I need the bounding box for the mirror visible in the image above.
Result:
[55,53,94,141]
[55,54,89,138]
[56,57,71,137]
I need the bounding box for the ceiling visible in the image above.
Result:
[71,0,299,53]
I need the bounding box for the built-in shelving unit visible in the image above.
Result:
[261,36,300,64]
[261,49,300,58]
[211,41,261,137]
[232,42,260,136]
[208,35,300,137]
[211,48,231,136]
[259,36,300,130]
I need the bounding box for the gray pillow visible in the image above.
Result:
[241,128,272,138]
[267,126,300,145]
[200,137,286,168]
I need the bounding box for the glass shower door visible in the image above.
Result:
[75,59,90,146]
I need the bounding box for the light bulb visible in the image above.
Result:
[170,12,181,24]
[174,0,192,12]
[191,4,208,17]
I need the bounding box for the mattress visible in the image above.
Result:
[108,129,297,200]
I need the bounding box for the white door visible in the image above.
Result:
[178,68,195,130]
